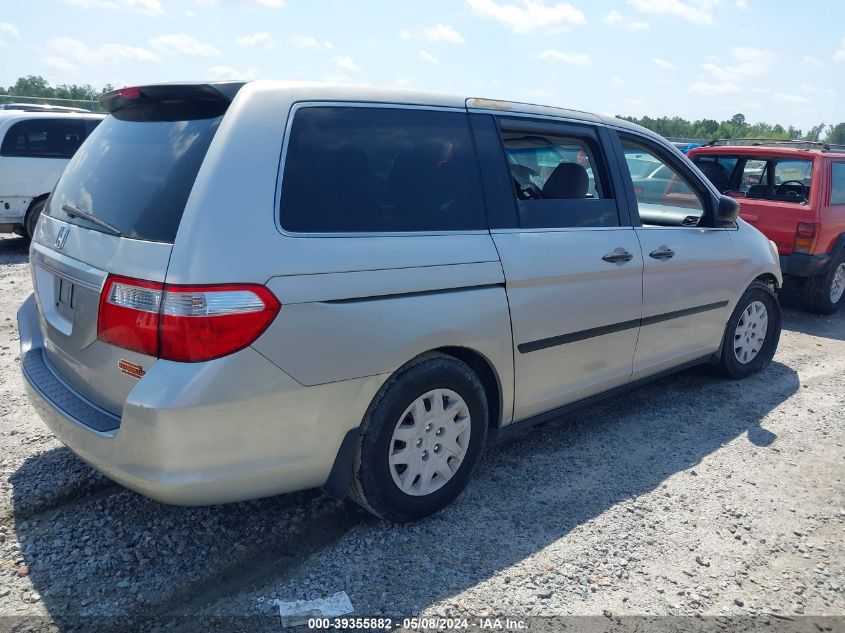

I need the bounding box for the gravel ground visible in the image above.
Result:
[0,233,843,631]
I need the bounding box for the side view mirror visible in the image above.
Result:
[714,194,740,226]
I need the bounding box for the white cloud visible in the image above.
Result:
[651,57,677,69]
[626,21,650,30]
[603,9,623,23]
[835,38,845,62]
[772,92,809,104]
[628,0,716,25]
[418,50,440,65]
[235,32,277,48]
[465,0,586,34]
[399,28,413,40]
[63,0,163,15]
[195,0,283,7]
[42,37,160,70]
[423,23,465,43]
[207,65,260,80]
[611,75,625,87]
[333,56,360,71]
[292,36,332,50]
[735,0,748,7]
[689,46,774,95]
[539,49,591,66]
[149,33,220,57]
[802,55,823,67]
[0,22,20,47]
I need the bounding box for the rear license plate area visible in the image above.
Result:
[56,277,76,320]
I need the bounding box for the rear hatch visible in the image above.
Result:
[30,83,242,416]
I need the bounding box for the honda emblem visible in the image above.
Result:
[55,226,69,249]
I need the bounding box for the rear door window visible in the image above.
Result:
[739,159,767,191]
[0,118,87,158]
[279,106,485,233]
[45,114,221,243]
[497,121,619,229]
[692,155,737,193]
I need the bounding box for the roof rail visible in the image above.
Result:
[703,138,845,153]
[0,102,92,113]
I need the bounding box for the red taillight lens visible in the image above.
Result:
[794,222,818,254]
[159,284,280,362]
[97,276,281,362]
[98,276,164,356]
[117,86,141,100]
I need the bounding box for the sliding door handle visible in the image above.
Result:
[602,249,634,263]
[649,247,675,260]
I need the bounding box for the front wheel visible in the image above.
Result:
[350,353,488,522]
[806,253,845,315]
[717,281,782,379]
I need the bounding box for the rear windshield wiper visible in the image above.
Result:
[61,203,123,237]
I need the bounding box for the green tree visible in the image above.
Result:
[826,123,845,145]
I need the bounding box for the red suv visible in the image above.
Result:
[688,141,845,314]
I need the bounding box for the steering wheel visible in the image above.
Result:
[777,179,807,196]
[517,181,543,200]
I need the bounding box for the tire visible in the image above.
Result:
[717,281,782,379]
[350,352,488,522]
[24,198,47,240]
[805,252,845,315]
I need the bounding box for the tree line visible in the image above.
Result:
[2,75,844,145]
[616,112,845,145]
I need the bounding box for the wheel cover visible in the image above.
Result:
[733,300,769,364]
[388,389,471,497]
[830,263,845,304]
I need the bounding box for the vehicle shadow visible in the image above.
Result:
[0,234,30,265]
[781,305,845,342]
[10,359,799,629]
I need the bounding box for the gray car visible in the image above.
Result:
[18,82,783,521]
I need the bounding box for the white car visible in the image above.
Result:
[0,109,103,238]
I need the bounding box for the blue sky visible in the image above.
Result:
[1,0,843,131]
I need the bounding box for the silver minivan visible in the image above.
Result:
[18,82,783,521]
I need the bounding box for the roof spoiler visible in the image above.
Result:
[100,82,246,120]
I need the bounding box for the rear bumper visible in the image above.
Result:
[17,294,384,505]
[779,252,833,278]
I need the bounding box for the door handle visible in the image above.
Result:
[649,247,675,260]
[602,249,634,263]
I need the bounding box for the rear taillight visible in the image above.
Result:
[98,276,163,356]
[793,222,818,254]
[159,285,280,362]
[97,276,280,362]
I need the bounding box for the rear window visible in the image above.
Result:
[46,114,221,243]
[279,106,485,233]
[692,155,737,193]
[1,118,89,159]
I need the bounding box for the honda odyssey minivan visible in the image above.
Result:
[19,82,783,521]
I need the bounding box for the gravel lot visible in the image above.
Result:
[0,233,843,631]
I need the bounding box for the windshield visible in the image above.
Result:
[46,114,221,243]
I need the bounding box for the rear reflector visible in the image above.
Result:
[97,276,280,362]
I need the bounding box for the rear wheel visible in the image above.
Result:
[24,198,47,240]
[806,253,845,315]
[350,353,488,522]
[717,281,782,379]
